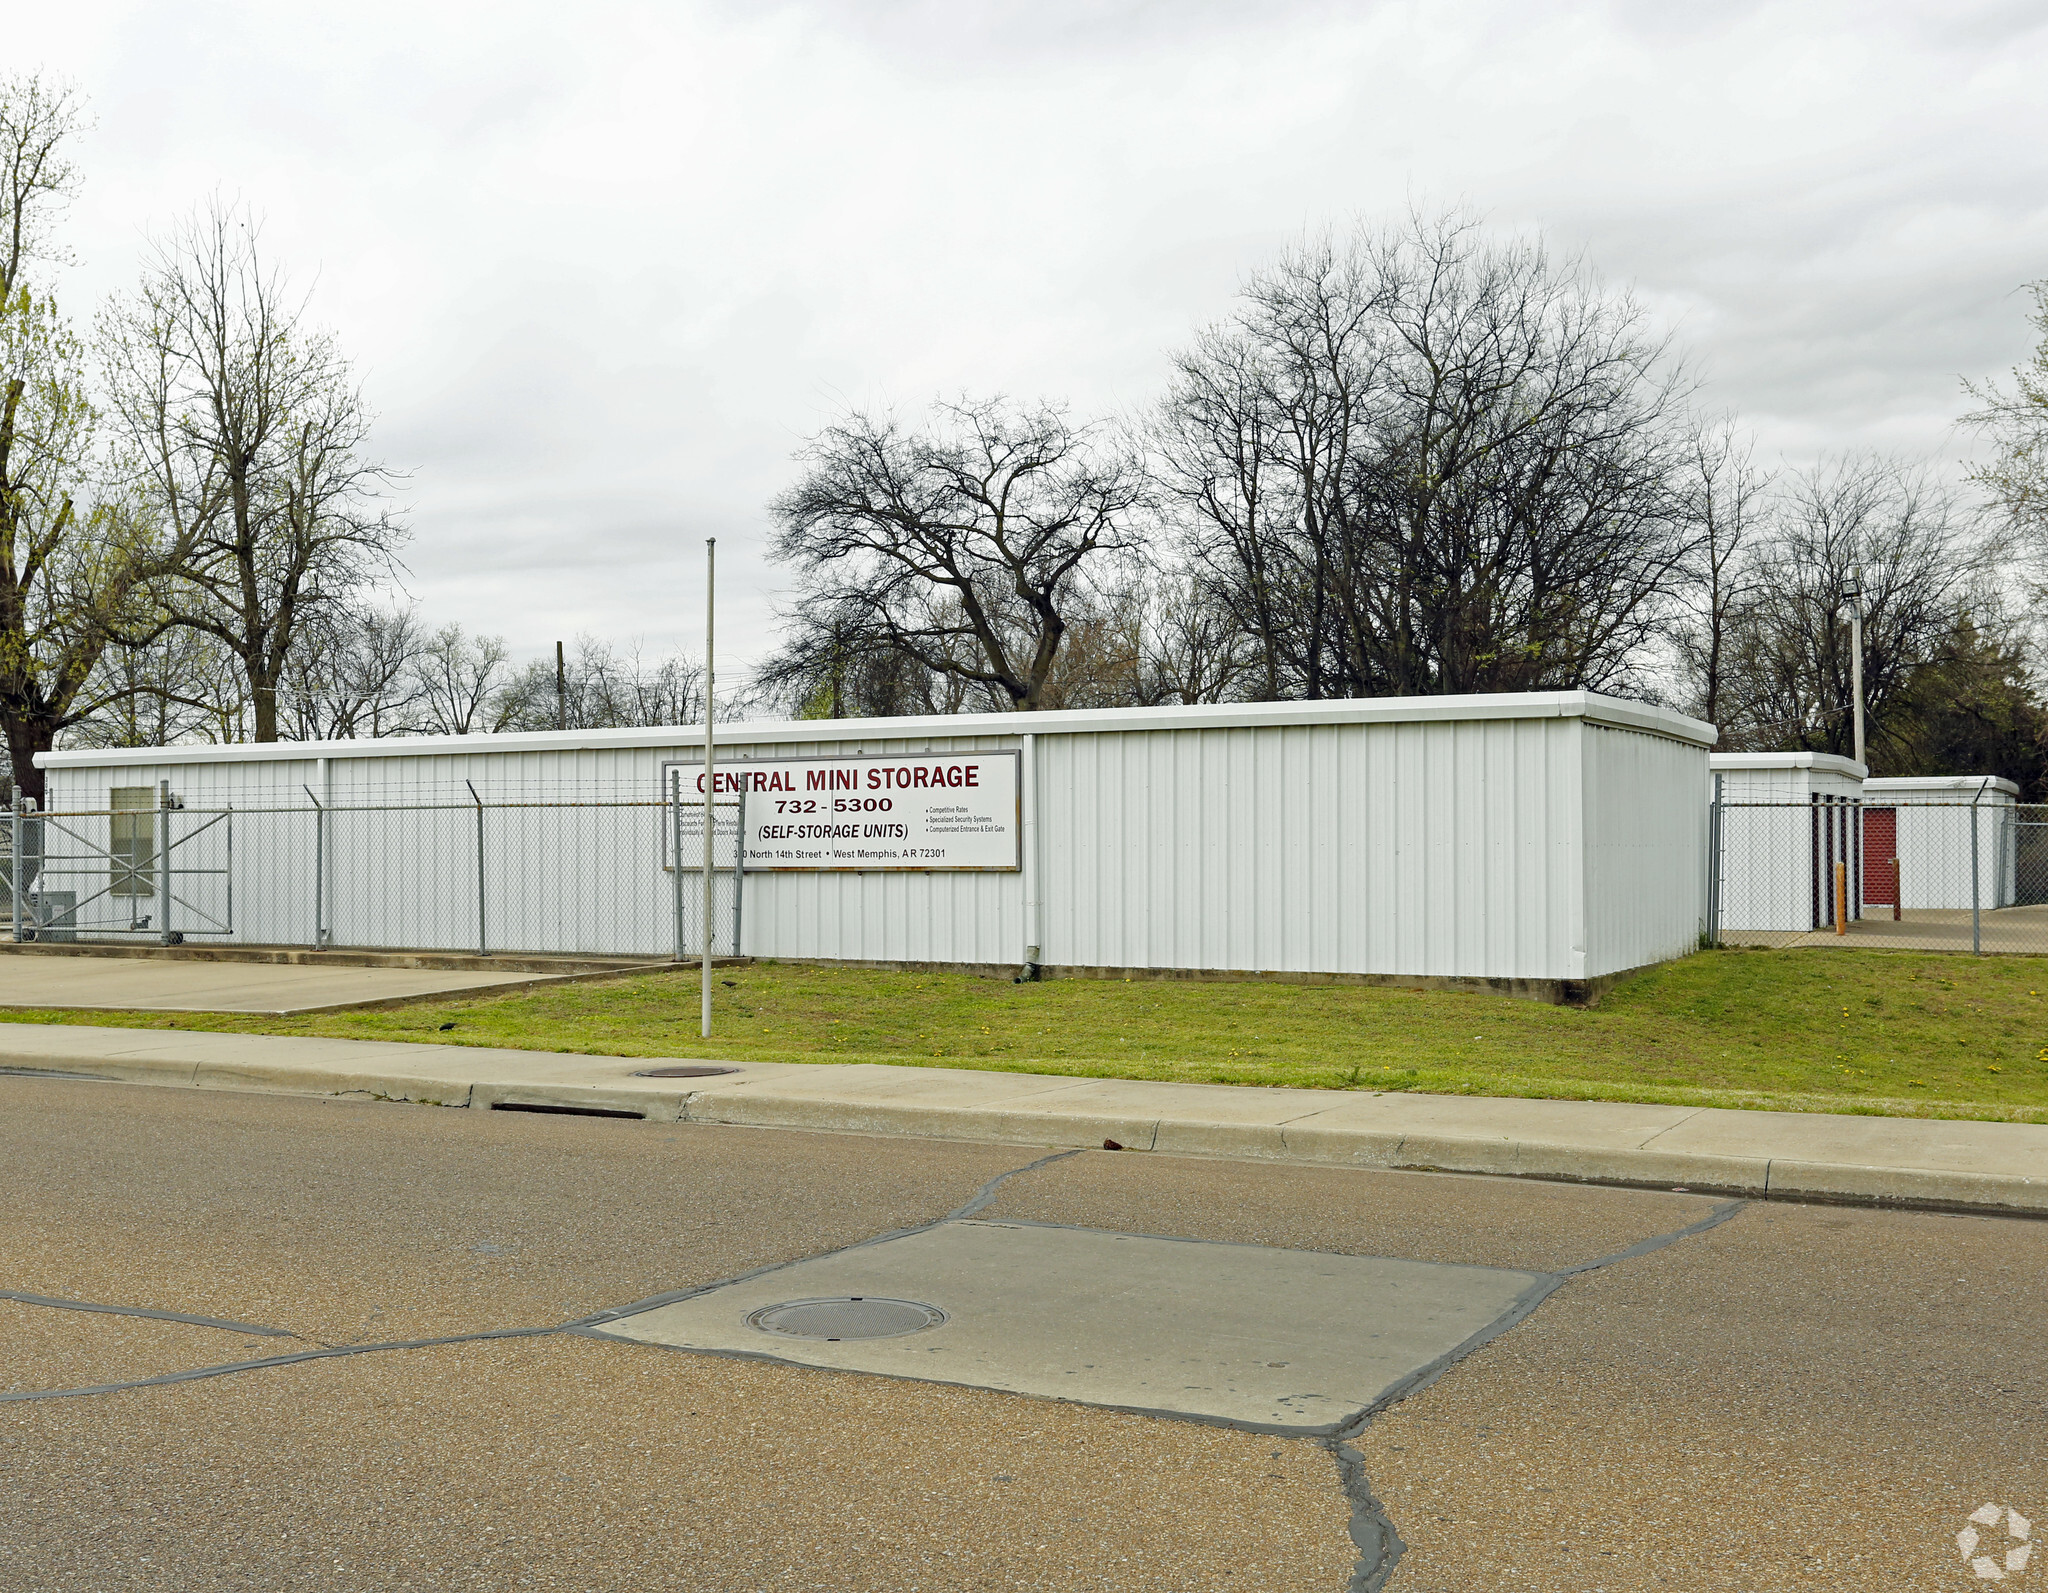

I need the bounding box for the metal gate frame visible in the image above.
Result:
[8,790,234,945]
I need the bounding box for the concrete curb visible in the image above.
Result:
[674,1092,2042,1213]
[0,1027,2040,1216]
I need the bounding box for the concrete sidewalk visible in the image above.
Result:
[0,944,707,1015]
[0,1022,2040,1214]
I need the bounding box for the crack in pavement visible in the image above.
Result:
[0,1326,561,1403]
[0,1147,1750,1593]
[0,1289,298,1338]
[1322,1197,1752,1591]
[944,1148,1089,1219]
[0,1149,1094,1401]
[1554,1197,1750,1276]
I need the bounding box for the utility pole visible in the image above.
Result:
[701,537,717,1040]
[1848,571,1865,769]
[554,640,567,731]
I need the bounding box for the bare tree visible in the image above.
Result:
[103,200,405,743]
[412,622,510,735]
[70,624,246,748]
[769,398,1147,712]
[493,635,704,731]
[277,603,424,739]
[1032,581,1146,710]
[1670,419,1771,727]
[754,599,977,720]
[1714,456,1989,759]
[1135,570,1261,705]
[1156,320,1334,700]
[1154,212,1701,701]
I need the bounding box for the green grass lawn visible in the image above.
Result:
[5,947,2046,1123]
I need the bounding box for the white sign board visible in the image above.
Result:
[664,751,1020,871]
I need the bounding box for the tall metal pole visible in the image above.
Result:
[555,640,567,731]
[1848,573,1865,769]
[1019,734,1040,979]
[701,537,717,1040]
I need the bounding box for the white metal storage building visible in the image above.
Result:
[33,691,1716,998]
[1709,752,1867,933]
[1862,776,2019,912]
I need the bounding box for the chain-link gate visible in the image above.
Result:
[2,781,747,959]
[1709,786,2048,955]
[5,788,233,945]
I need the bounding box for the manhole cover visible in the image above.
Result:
[745,1297,947,1341]
[633,1065,741,1079]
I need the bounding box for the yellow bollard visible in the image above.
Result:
[1835,861,1848,934]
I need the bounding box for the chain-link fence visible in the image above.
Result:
[1709,793,2048,955]
[11,772,2040,964]
[0,782,744,960]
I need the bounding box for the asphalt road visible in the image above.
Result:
[1,1075,2040,1591]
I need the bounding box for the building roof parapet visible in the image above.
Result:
[38,690,1717,770]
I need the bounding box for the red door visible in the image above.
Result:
[1864,808,1898,904]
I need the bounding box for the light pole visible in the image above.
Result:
[1847,570,1865,769]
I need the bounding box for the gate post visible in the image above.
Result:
[157,781,176,946]
[304,786,327,951]
[9,797,24,943]
[670,771,687,964]
[466,780,487,959]
[730,791,745,959]
[1705,772,1723,947]
[1971,792,1982,956]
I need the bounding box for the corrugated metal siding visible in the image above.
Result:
[1708,762,1863,934]
[1716,767,1805,803]
[38,700,1711,979]
[46,734,1026,959]
[1712,766,1861,803]
[1866,787,2019,909]
[42,759,327,948]
[1583,725,1707,975]
[1036,716,1592,980]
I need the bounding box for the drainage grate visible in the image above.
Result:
[489,1102,645,1119]
[632,1066,741,1079]
[745,1297,947,1342]
[0,1067,115,1081]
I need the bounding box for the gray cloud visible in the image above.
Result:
[17,0,2046,677]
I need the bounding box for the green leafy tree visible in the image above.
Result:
[0,74,187,801]
[1877,611,2048,798]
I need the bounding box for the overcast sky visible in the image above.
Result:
[16,1,2048,679]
